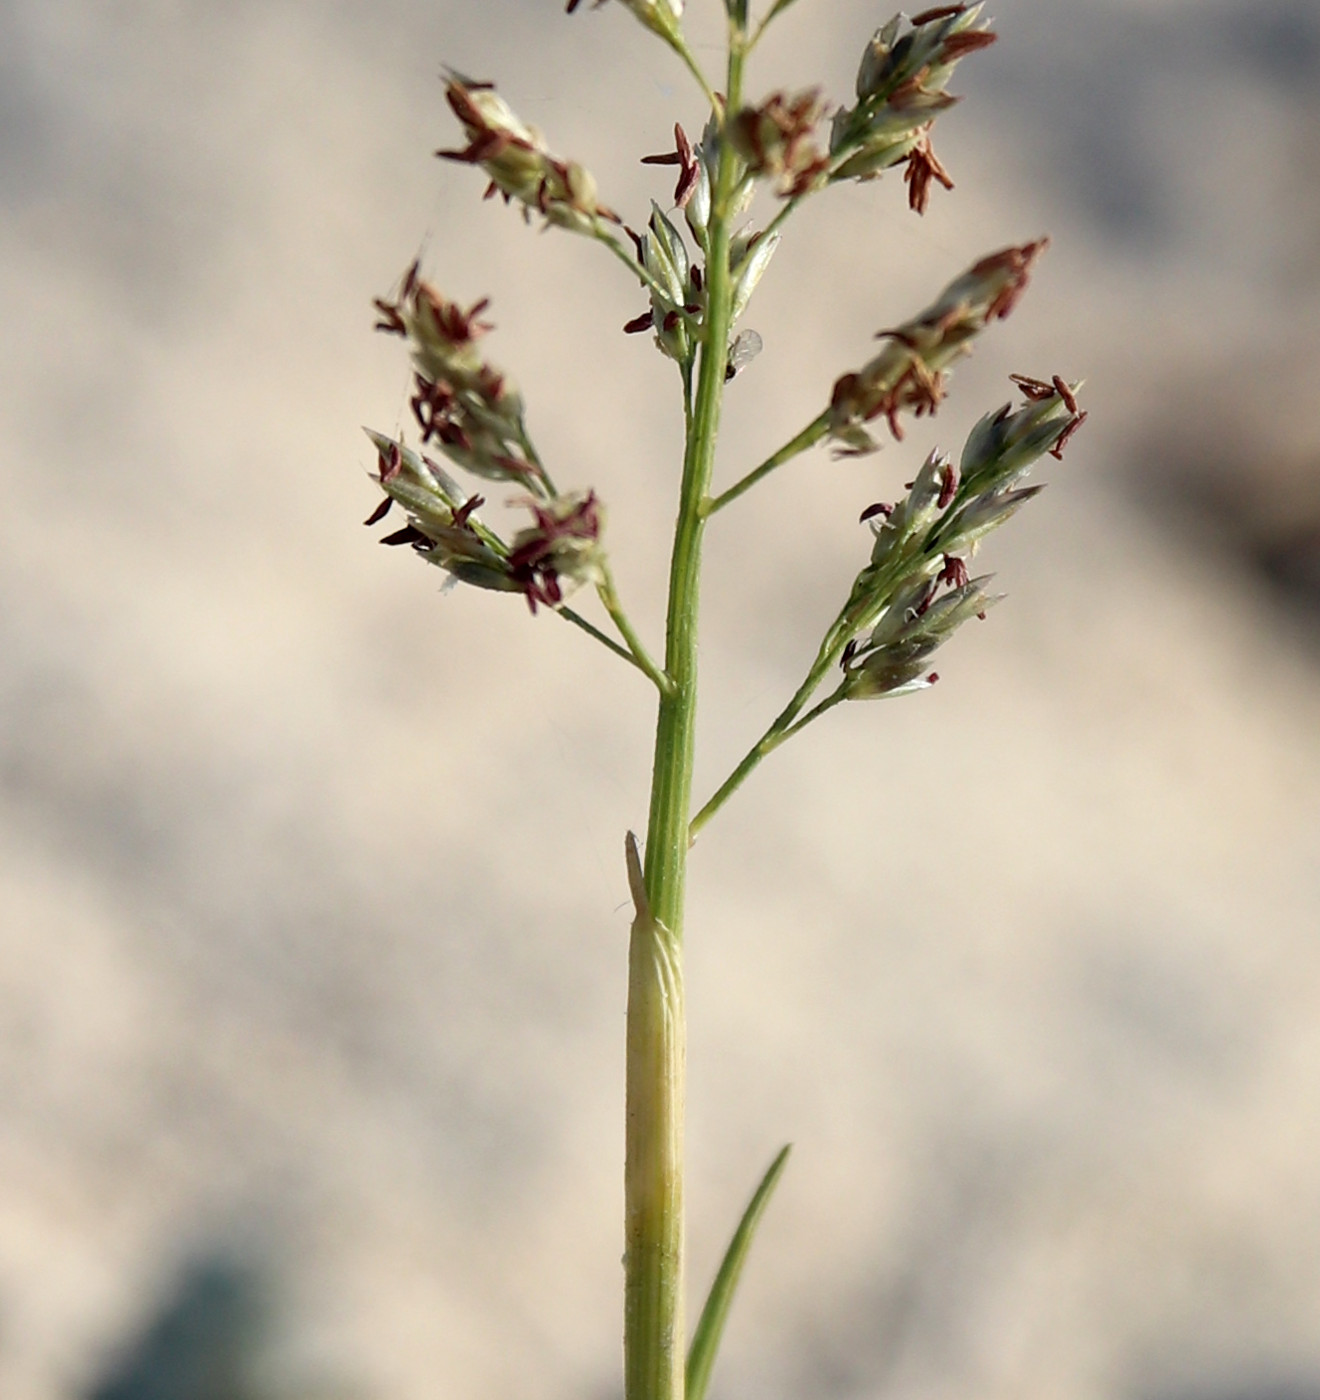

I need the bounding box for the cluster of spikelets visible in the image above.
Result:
[837,376,1084,700]
[730,5,995,207]
[368,268,604,613]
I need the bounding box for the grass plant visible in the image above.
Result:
[362,5,1085,1396]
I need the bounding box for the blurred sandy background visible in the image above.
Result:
[3,1,1320,1398]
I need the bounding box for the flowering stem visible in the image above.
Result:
[596,228,679,306]
[557,603,642,669]
[702,410,830,515]
[598,565,675,696]
[661,34,721,117]
[626,32,746,1400]
[756,124,901,251]
[692,515,942,834]
[780,684,847,739]
[690,615,851,839]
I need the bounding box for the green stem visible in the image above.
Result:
[689,616,850,839]
[760,188,806,246]
[663,33,722,117]
[690,530,931,836]
[625,35,746,1400]
[598,566,675,697]
[702,411,830,516]
[557,603,640,670]
[780,684,847,740]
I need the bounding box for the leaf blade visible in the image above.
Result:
[686,1144,792,1400]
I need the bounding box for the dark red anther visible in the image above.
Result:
[363,496,393,527]
[377,441,403,484]
[1052,375,1079,414]
[859,501,894,523]
[1049,410,1088,460]
[941,30,997,59]
[452,494,485,528]
[674,125,698,207]
[372,299,406,336]
[927,671,940,683]
[903,134,954,215]
[938,555,969,588]
[623,310,653,334]
[380,523,431,548]
[937,461,959,508]
[1010,373,1054,401]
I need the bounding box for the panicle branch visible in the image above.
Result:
[730,4,997,214]
[691,377,1086,834]
[828,240,1047,454]
[364,429,607,615]
[439,74,621,236]
[367,270,610,616]
[838,376,1085,698]
[829,3,996,200]
[374,267,552,496]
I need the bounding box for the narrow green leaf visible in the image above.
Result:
[686,1144,792,1400]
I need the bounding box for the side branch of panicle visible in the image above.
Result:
[838,375,1086,698]
[439,75,620,236]
[827,240,1047,456]
[367,268,607,614]
[727,5,997,212]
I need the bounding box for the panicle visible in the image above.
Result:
[367,268,615,613]
[364,430,608,613]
